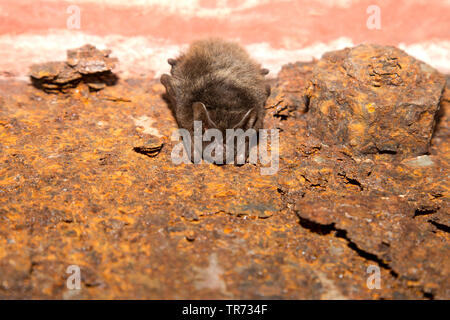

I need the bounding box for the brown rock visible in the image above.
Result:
[185,230,196,241]
[295,192,449,298]
[67,44,117,75]
[30,61,82,93]
[29,44,118,93]
[306,44,446,158]
[267,61,315,119]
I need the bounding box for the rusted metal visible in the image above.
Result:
[265,61,315,120]
[0,44,448,299]
[306,44,446,158]
[29,44,118,93]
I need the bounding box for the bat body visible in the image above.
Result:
[161,39,271,163]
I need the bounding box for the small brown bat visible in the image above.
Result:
[160,38,271,163]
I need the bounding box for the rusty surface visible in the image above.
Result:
[30,44,118,93]
[0,45,448,299]
[266,61,315,119]
[306,44,446,158]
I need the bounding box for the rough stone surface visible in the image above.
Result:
[306,44,446,158]
[67,45,116,75]
[267,61,315,119]
[30,44,118,93]
[0,45,448,299]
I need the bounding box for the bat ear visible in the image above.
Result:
[167,58,177,66]
[160,74,177,99]
[234,108,257,130]
[193,102,217,129]
[261,68,269,75]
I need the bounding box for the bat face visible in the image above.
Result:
[160,39,271,164]
[191,102,258,165]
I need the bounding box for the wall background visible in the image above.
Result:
[0,0,449,79]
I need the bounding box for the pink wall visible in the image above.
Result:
[0,0,449,78]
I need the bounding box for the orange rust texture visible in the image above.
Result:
[306,44,446,158]
[0,51,449,299]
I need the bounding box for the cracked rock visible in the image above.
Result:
[295,192,449,298]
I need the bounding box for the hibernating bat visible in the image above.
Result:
[160,38,271,164]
